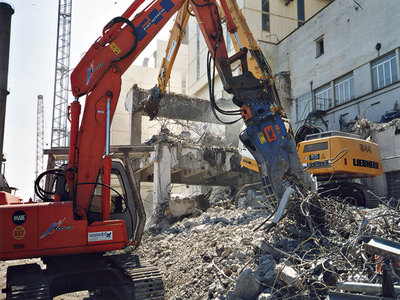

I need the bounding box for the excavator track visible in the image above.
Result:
[319,182,379,208]
[108,252,165,300]
[3,253,164,300]
[3,263,51,299]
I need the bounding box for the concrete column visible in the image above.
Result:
[153,144,172,211]
[129,112,142,144]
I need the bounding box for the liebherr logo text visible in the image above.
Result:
[353,158,379,169]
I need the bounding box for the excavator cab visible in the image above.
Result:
[44,161,138,240]
[86,161,138,240]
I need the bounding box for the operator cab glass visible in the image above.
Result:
[86,161,137,239]
[89,170,127,214]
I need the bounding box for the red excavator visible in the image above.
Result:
[0,0,311,298]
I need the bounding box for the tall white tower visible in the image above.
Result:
[35,95,44,201]
[51,0,72,148]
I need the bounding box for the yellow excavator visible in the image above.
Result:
[243,128,383,207]
[297,130,382,207]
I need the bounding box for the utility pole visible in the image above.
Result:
[0,3,14,192]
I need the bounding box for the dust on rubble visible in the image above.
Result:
[2,191,400,299]
[134,192,400,299]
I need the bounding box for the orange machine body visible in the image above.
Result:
[297,131,383,180]
[0,193,127,260]
[0,0,241,262]
[1,0,288,265]
[69,0,186,219]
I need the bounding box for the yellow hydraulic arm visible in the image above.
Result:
[137,0,312,201]
[140,0,191,119]
[157,0,190,94]
[139,0,291,174]
[141,0,286,119]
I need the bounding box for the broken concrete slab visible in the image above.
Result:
[163,194,210,220]
[274,262,298,285]
[126,84,238,124]
[230,268,261,300]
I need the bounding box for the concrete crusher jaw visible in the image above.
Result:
[3,253,165,300]
[240,129,314,208]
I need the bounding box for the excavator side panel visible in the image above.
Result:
[0,201,127,260]
[298,136,383,179]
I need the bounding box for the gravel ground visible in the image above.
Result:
[2,194,399,299]
[134,205,270,299]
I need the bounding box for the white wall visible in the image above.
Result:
[275,0,400,198]
[276,0,400,128]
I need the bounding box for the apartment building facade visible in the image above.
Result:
[273,0,400,198]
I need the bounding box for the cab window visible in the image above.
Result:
[89,170,127,213]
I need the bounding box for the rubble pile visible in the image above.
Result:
[133,192,400,299]
[145,125,234,148]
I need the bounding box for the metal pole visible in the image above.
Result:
[310,81,315,112]
[101,96,112,221]
[106,97,111,155]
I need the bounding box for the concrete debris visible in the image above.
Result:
[127,84,238,125]
[163,193,210,220]
[236,188,267,209]
[274,262,298,285]
[257,293,273,300]
[132,190,400,299]
[145,125,235,148]
[230,268,261,300]
[343,117,400,139]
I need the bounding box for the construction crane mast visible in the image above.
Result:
[34,95,44,201]
[51,0,72,148]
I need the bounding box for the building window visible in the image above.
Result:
[371,51,398,91]
[297,0,305,27]
[334,73,354,105]
[316,36,324,57]
[296,92,312,122]
[261,0,270,32]
[315,83,332,111]
[387,171,400,200]
[196,24,200,80]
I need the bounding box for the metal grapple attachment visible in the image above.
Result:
[240,103,313,207]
